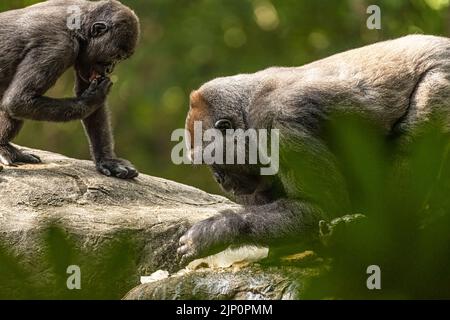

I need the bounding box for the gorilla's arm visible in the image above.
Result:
[178,120,350,263]
[178,199,322,263]
[1,49,110,122]
[76,75,138,179]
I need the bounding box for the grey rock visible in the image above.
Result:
[0,146,240,298]
[0,146,321,300]
[124,265,321,300]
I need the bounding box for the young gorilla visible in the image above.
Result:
[0,0,140,179]
[178,35,450,263]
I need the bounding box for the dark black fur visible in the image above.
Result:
[0,0,140,178]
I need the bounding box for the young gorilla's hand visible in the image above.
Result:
[177,211,246,264]
[80,77,113,109]
[96,157,139,179]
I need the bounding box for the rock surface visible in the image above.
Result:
[124,265,321,300]
[0,147,320,299]
[0,147,241,298]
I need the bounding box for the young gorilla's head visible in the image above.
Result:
[186,76,283,205]
[76,0,140,82]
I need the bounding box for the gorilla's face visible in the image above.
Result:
[76,1,140,83]
[186,88,283,205]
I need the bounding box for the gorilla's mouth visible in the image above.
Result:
[89,69,102,82]
[90,62,115,80]
[212,171,260,196]
[228,184,257,196]
[77,63,115,83]
[76,68,102,84]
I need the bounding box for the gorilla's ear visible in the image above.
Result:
[91,22,109,38]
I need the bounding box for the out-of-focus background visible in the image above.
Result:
[2,0,450,195]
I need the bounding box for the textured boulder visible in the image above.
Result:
[0,147,321,300]
[0,146,240,299]
[124,265,321,300]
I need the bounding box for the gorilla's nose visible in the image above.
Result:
[213,172,224,184]
[105,64,115,75]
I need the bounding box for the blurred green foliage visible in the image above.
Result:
[0,0,448,194]
[0,224,139,299]
[300,114,450,299]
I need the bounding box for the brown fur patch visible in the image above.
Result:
[186,90,210,144]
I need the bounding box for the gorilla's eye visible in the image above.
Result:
[214,119,233,131]
[91,22,109,38]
